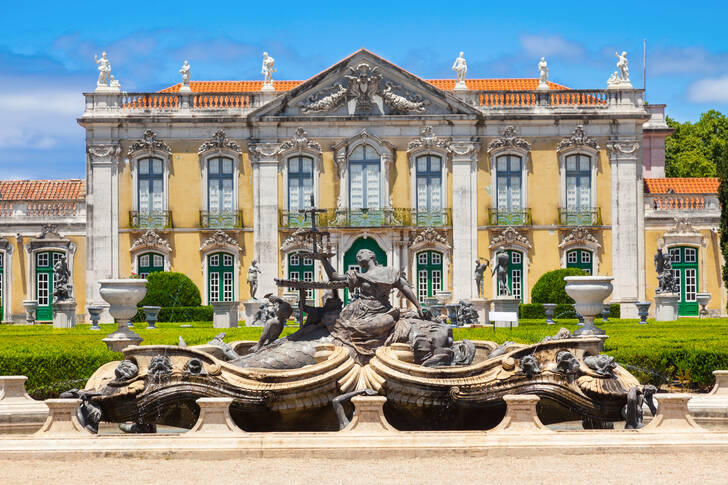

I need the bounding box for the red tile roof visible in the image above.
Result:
[0,179,86,201]
[159,78,570,93]
[644,178,719,194]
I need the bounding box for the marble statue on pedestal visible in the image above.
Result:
[616,51,630,82]
[247,260,262,299]
[452,52,467,90]
[52,254,73,303]
[261,52,276,91]
[179,60,191,91]
[474,258,489,298]
[94,52,111,87]
[537,57,549,90]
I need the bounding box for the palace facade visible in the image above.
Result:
[1,49,724,322]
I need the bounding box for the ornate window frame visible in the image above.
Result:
[488,226,532,302]
[278,128,323,210]
[199,230,243,305]
[487,126,531,211]
[558,226,601,273]
[127,129,172,212]
[332,129,395,209]
[557,126,600,210]
[24,225,77,303]
[198,130,242,213]
[0,238,12,322]
[408,227,451,293]
[129,230,172,274]
[407,126,450,211]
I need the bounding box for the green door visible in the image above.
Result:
[288,252,315,303]
[507,250,524,302]
[416,250,443,303]
[566,249,592,275]
[36,251,63,321]
[208,252,234,303]
[137,252,165,278]
[669,246,699,316]
[342,238,387,303]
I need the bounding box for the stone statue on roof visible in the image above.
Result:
[262,52,276,92]
[616,51,630,82]
[179,60,191,92]
[94,52,111,87]
[452,52,467,90]
[537,57,549,90]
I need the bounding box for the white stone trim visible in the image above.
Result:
[557,146,599,211]
[198,130,242,214]
[129,230,172,273]
[26,243,77,304]
[129,150,171,213]
[407,127,450,211]
[408,228,451,294]
[558,227,601,274]
[488,148,530,213]
[0,240,12,322]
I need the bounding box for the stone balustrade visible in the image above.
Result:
[646,193,719,212]
[0,200,85,220]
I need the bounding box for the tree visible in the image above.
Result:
[718,147,728,312]
[666,110,728,177]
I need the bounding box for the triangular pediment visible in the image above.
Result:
[249,49,482,119]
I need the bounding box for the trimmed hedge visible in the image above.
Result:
[519,303,620,319]
[138,272,201,308]
[133,306,213,323]
[531,268,586,304]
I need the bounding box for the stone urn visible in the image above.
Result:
[543,303,556,325]
[564,276,613,336]
[87,305,104,330]
[696,293,711,318]
[635,301,651,324]
[142,305,162,329]
[601,305,610,323]
[99,279,147,352]
[435,291,452,305]
[22,300,38,325]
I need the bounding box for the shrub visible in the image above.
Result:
[531,268,587,304]
[133,306,213,323]
[138,272,201,308]
[519,303,620,319]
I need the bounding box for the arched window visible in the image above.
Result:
[208,252,234,302]
[137,252,165,278]
[506,249,524,301]
[349,144,381,210]
[669,246,699,316]
[566,249,593,275]
[288,156,314,211]
[416,250,443,302]
[415,155,443,226]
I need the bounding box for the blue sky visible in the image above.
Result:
[1,0,726,180]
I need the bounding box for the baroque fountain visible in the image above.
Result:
[74,199,643,433]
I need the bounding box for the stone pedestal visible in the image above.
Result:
[343,396,396,433]
[102,324,143,353]
[491,395,550,433]
[212,301,239,329]
[654,293,679,322]
[0,376,49,433]
[22,300,37,324]
[689,370,728,420]
[642,394,702,432]
[188,398,242,434]
[34,398,91,436]
[491,296,520,327]
[243,300,265,326]
[471,298,490,326]
[53,300,77,328]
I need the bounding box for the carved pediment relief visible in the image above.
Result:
[487,126,531,154]
[198,130,241,156]
[661,216,705,248]
[200,230,243,254]
[489,227,532,251]
[130,230,172,254]
[410,227,451,251]
[559,227,601,249]
[249,49,481,119]
[128,129,171,157]
[557,125,599,153]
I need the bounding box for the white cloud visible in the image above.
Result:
[688,75,728,103]
[519,35,585,60]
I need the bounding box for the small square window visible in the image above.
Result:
[210,254,219,266]
[417,157,428,172]
[37,253,49,267]
[418,253,428,265]
[139,160,149,174]
[209,159,219,174]
[511,252,521,264]
[0,256,3,268]
[53,253,63,265]
[223,254,234,266]
[669,248,680,263]
[580,156,591,172]
[431,253,441,265]
[153,254,164,267]
[685,248,697,263]
[139,255,150,267]
[581,251,591,264]
[222,159,233,174]
[303,257,313,266]
[430,157,441,172]
[152,159,163,174]
[290,255,300,266]
[290,272,300,281]
[567,252,577,264]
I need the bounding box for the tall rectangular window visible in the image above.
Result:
[288,156,314,211]
[138,158,164,213]
[565,154,591,211]
[416,155,442,212]
[208,157,234,213]
[496,155,522,211]
[349,145,380,209]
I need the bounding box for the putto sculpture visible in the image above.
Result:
[452,51,467,90]
[179,60,191,92]
[261,52,276,91]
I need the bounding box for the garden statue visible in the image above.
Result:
[94,52,111,86]
[654,248,678,294]
[492,251,510,296]
[252,302,274,326]
[615,51,629,82]
[249,293,293,353]
[538,57,549,87]
[456,300,478,325]
[179,60,191,89]
[247,260,262,299]
[452,51,467,88]
[474,258,489,297]
[262,51,276,88]
[52,254,72,303]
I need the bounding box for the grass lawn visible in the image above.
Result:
[1,318,727,398]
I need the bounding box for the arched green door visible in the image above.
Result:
[416,250,443,302]
[342,238,387,303]
[208,252,234,303]
[288,252,315,302]
[36,251,64,321]
[669,246,699,316]
[566,249,592,275]
[506,249,524,302]
[137,252,164,278]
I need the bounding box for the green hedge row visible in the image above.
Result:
[132,306,213,323]
[518,303,620,319]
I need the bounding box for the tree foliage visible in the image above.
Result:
[138,272,202,308]
[718,147,728,312]
[665,110,728,177]
[531,268,587,304]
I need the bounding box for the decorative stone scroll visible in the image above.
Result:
[661,216,705,248]
[38,224,62,240]
[606,139,640,154]
[559,227,601,250]
[128,129,171,157]
[410,227,451,250]
[407,126,451,152]
[280,228,309,253]
[489,226,532,251]
[557,125,600,153]
[200,230,243,254]
[198,130,241,155]
[279,127,322,153]
[487,126,531,154]
[87,144,121,160]
[130,230,171,253]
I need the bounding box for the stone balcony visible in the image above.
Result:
[644,193,720,224]
[199,210,243,230]
[557,207,602,226]
[488,208,532,226]
[279,208,452,229]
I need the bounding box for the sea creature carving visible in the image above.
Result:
[584,354,617,377]
[300,84,348,114]
[520,355,541,379]
[381,83,427,113]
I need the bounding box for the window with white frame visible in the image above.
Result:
[349,144,380,209]
[138,157,164,213]
[416,154,442,212]
[565,154,591,212]
[288,156,314,211]
[208,157,234,214]
[496,155,522,211]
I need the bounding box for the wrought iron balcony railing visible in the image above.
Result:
[199,210,243,229]
[488,208,532,226]
[129,210,173,229]
[279,208,452,228]
[558,207,602,226]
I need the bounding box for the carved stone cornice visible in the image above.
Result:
[557,125,600,153]
[279,128,322,154]
[199,230,243,254]
[130,230,171,254]
[410,227,451,250]
[128,130,171,157]
[87,144,121,160]
[662,217,705,248]
[489,226,532,250]
[559,227,601,249]
[487,126,531,154]
[38,224,62,240]
[198,130,241,156]
[606,139,640,155]
[407,126,451,153]
[448,141,479,159]
[248,143,283,162]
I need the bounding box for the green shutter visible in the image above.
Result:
[669,246,699,316]
[208,252,234,303]
[415,250,443,303]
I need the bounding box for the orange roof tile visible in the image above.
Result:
[159,78,570,93]
[644,178,719,194]
[0,179,86,201]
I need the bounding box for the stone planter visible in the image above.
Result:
[601,305,610,323]
[654,293,678,322]
[696,293,711,318]
[212,301,239,329]
[543,303,556,325]
[87,305,104,330]
[492,296,520,327]
[99,279,147,352]
[635,301,651,324]
[564,276,613,336]
[142,305,162,329]
[435,291,452,305]
[22,300,37,325]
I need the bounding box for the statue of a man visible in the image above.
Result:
[262,52,276,86]
[52,255,72,303]
[94,52,111,86]
[538,57,549,83]
[247,260,262,299]
[492,251,510,296]
[452,52,467,85]
[474,258,489,298]
[616,51,629,81]
[654,248,666,275]
[179,60,191,87]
